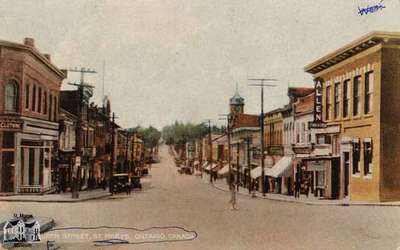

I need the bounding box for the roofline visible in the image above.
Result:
[304,31,400,74]
[0,39,67,79]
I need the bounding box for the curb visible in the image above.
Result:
[0,193,111,203]
[209,180,400,207]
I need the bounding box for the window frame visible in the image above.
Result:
[4,79,19,113]
[363,138,373,176]
[364,71,373,114]
[325,85,331,121]
[343,80,350,118]
[334,82,340,119]
[353,76,361,117]
[352,139,361,175]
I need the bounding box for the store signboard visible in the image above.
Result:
[0,118,23,131]
[309,78,327,129]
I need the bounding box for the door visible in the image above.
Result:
[343,152,350,197]
[331,158,340,199]
[1,151,15,192]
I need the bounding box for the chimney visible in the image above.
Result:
[23,37,35,47]
[43,53,51,61]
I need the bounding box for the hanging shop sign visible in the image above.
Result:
[309,78,327,129]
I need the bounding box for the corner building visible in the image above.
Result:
[305,31,400,201]
[0,38,66,194]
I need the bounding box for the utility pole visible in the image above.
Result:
[205,119,213,183]
[249,78,277,197]
[219,114,235,209]
[236,141,240,192]
[110,112,116,193]
[245,136,252,194]
[68,67,96,199]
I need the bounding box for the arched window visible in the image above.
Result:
[5,80,19,112]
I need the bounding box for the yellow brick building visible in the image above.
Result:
[305,31,400,202]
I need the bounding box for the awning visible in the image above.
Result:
[251,156,293,178]
[251,166,270,179]
[218,164,230,175]
[268,156,293,178]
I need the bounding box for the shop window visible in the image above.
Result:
[343,80,350,118]
[325,86,331,120]
[5,80,19,113]
[2,131,15,149]
[365,71,373,114]
[334,82,340,118]
[352,139,360,174]
[25,83,30,109]
[28,148,35,186]
[363,138,373,175]
[353,76,361,116]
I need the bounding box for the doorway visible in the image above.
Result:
[343,152,350,197]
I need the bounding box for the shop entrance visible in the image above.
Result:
[1,151,15,192]
[343,152,350,197]
[331,158,340,199]
[1,131,16,193]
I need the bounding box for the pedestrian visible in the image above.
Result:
[304,177,310,198]
[295,180,301,199]
[126,179,131,195]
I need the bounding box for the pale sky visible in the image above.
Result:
[0,0,399,129]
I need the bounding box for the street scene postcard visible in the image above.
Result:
[1,1,400,249]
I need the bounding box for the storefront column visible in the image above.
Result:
[23,148,29,185]
[34,149,40,185]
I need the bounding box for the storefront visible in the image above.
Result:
[0,116,58,194]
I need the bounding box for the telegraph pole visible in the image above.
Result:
[68,67,96,199]
[244,136,252,194]
[219,114,236,209]
[249,78,277,197]
[110,112,116,193]
[204,119,213,183]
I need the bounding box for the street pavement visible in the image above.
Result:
[1,145,400,249]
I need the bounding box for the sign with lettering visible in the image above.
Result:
[0,118,23,131]
[309,78,327,129]
[314,78,323,122]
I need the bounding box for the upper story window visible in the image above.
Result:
[38,87,42,113]
[49,93,53,121]
[44,91,47,115]
[343,80,350,118]
[32,85,37,112]
[325,86,331,120]
[5,80,19,113]
[365,71,373,114]
[334,82,340,119]
[353,76,361,116]
[25,83,30,110]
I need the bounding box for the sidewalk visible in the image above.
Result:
[0,189,111,203]
[202,174,400,207]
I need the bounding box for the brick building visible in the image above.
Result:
[305,31,400,201]
[0,37,66,194]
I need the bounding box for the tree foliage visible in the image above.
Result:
[161,121,223,146]
[128,126,161,149]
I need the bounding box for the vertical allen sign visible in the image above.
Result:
[314,78,323,122]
